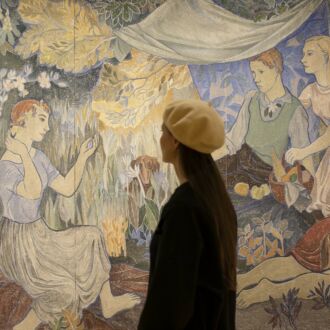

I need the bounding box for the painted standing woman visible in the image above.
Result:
[138,100,237,330]
[286,35,330,218]
[0,99,140,330]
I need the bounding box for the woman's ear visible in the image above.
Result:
[10,125,18,137]
[173,138,180,150]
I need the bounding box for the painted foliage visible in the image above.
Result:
[0,0,329,329]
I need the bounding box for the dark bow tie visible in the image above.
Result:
[264,103,282,118]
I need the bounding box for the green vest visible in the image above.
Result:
[245,93,300,166]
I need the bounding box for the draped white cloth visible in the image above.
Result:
[112,0,323,64]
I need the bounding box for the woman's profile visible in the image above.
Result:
[0,99,140,330]
[138,99,237,330]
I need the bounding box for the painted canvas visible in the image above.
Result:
[0,0,329,329]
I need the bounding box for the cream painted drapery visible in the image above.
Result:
[112,0,323,63]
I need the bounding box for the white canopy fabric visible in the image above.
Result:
[112,0,323,64]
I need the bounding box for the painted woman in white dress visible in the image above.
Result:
[286,35,330,217]
[0,99,140,329]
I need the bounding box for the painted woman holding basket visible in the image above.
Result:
[0,99,140,329]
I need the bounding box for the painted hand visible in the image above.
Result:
[5,133,28,157]
[285,148,306,164]
[79,135,99,160]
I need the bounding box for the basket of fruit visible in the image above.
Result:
[269,161,314,205]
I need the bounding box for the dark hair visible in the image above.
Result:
[179,144,237,291]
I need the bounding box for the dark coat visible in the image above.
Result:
[138,182,236,330]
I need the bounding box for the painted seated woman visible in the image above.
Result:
[213,48,313,188]
[0,99,140,330]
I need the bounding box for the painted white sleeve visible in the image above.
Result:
[289,105,310,148]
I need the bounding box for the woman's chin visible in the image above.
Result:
[303,67,313,74]
[34,136,44,143]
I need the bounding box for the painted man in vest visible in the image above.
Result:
[213,48,314,188]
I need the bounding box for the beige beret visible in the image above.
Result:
[163,99,225,154]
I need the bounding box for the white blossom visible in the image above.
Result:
[37,72,51,89]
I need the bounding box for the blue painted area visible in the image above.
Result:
[189,1,328,142]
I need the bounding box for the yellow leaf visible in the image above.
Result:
[266,238,278,250]
[254,237,263,246]
[254,245,264,258]
[248,237,262,249]
[238,246,249,258]
[270,227,283,241]
[92,49,196,132]
[18,0,48,25]
[16,1,113,72]
[246,255,255,266]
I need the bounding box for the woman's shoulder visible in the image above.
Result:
[244,90,258,102]
[164,183,202,217]
[171,182,195,202]
[33,149,52,164]
[0,158,22,177]
[299,82,315,98]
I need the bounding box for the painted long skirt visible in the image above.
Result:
[0,218,110,323]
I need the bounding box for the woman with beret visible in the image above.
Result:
[138,100,237,330]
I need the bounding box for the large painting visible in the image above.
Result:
[0,1,329,329]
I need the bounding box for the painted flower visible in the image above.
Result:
[23,64,32,77]
[7,69,16,79]
[13,76,26,91]
[126,164,140,179]
[19,88,28,97]
[2,78,14,91]
[0,93,8,104]
[37,72,51,89]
